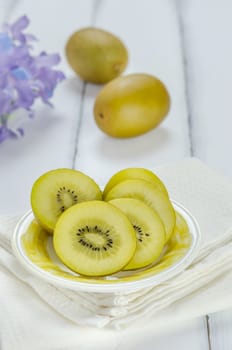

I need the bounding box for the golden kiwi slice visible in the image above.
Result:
[103,167,168,198]
[53,201,137,277]
[109,198,165,270]
[31,168,102,233]
[105,179,176,242]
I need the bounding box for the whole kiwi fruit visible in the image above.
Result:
[65,27,128,84]
[94,73,170,138]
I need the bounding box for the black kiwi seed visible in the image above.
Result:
[55,187,79,212]
[133,224,150,243]
[75,225,114,252]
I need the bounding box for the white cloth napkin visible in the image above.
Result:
[1,158,232,348]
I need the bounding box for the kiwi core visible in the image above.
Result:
[56,186,78,213]
[133,224,150,243]
[76,225,114,252]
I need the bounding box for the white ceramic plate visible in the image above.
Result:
[12,200,201,293]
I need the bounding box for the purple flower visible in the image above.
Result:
[0,15,65,143]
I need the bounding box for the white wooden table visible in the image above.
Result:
[1,0,232,348]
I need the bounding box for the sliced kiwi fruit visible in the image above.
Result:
[103,167,168,198]
[31,168,102,233]
[105,179,176,242]
[53,201,137,276]
[109,198,165,270]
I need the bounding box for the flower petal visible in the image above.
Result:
[0,33,13,52]
[0,15,65,143]
[34,52,61,68]
[11,15,29,42]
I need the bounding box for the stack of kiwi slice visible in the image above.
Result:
[30,167,176,277]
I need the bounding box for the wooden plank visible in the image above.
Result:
[207,309,232,350]
[179,0,232,348]
[178,0,232,178]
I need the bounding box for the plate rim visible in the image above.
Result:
[11,200,201,293]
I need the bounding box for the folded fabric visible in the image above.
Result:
[1,158,232,334]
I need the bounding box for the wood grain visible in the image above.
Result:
[208,309,232,350]
[178,0,232,179]
[178,1,232,349]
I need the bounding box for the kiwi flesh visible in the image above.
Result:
[109,198,165,270]
[103,167,168,198]
[31,169,102,233]
[53,201,137,276]
[105,179,176,242]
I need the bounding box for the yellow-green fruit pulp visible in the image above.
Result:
[105,179,176,242]
[109,198,165,270]
[94,73,170,138]
[103,167,169,199]
[31,168,102,233]
[65,27,128,84]
[53,201,137,276]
